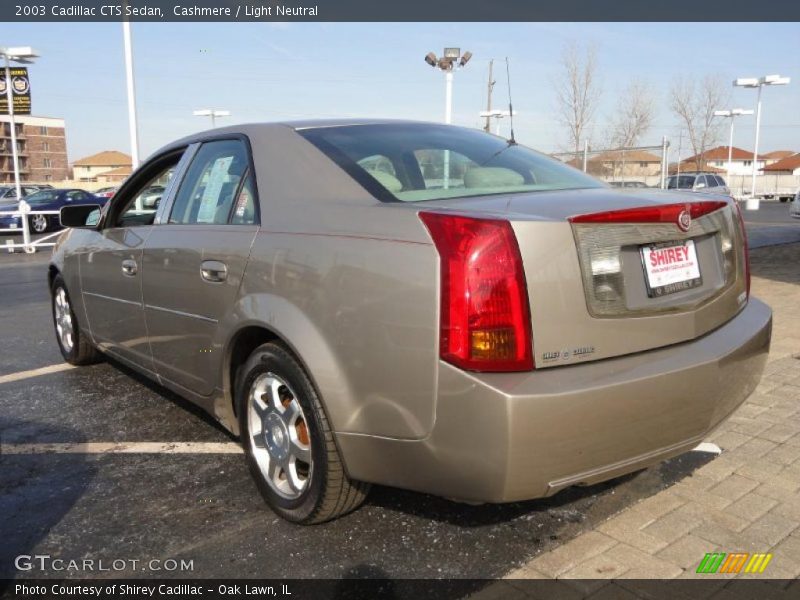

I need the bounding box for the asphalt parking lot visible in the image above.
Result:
[740,201,800,248]
[0,204,797,582]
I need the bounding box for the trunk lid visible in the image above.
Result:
[416,188,748,367]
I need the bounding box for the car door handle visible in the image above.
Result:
[121,259,138,277]
[201,260,228,283]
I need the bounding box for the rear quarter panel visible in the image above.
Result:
[237,229,439,439]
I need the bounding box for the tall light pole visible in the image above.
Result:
[424,48,472,189]
[734,75,790,209]
[713,108,753,182]
[122,21,140,169]
[424,48,472,124]
[0,46,38,200]
[193,109,231,128]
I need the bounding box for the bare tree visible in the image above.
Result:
[555,42,601,155]
[609,79,656,148]
[599,80,657,179]
[670,75,728,170]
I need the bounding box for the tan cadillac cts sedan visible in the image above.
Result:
[50,121,771,524]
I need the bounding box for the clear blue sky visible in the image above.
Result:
[5,22,800,162]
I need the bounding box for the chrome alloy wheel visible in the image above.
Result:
[54,287,74,353]
[31,214,47,233]
[247,373,312,499]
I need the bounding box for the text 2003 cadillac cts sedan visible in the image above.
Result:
[51,121,771,523]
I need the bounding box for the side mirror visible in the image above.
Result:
[60,204,102,229]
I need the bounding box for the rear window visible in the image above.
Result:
[299,124,602,202]
[668,175,696,190]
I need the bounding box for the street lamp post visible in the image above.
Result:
[479,109,516,136]
[193,109,231,128]
[734,75,790,210]
[424,48,472,189]
[713,108,754,186]
[122,21,140,170]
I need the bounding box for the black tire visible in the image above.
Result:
[51,274,101,365]
[236,342,369,524]
[30,214,49,234]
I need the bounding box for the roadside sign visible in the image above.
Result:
[0,67,32,115]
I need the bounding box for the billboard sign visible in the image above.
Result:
[0,67,32,115]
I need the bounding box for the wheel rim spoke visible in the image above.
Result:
[289,438,310,464]
[283,398,301,425]
[286,461,305,494]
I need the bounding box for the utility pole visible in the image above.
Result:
[484,59,495,133]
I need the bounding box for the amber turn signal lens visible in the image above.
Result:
[470,328,517,360]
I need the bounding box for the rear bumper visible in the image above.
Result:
[338,297,772,502]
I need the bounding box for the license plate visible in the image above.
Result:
[641,240,702,297]
[9,223,17,229]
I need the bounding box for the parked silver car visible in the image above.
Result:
[666,172,730,195]
[51,121,771,523]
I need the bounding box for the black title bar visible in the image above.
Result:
[2,0,799,22]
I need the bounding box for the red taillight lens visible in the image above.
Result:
[733,200,751,299]
[419,212,534,372]
[569,201,729,225]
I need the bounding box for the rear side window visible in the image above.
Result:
[169,139,249,225]
[230,172,257,225]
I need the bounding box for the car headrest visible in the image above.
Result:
[369,170,403,193]
[464,167,525,188]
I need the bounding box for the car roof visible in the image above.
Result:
[671,172,719,176]
[150,119,458,159]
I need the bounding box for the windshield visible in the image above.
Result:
[300,124,603,202]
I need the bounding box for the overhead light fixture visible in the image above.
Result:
[424,52,437,67]
[459,51,472,67]
[734,77,759,88]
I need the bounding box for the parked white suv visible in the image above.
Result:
[790,189,800,219]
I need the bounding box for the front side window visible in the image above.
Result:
[114,159,180,228]
[169,139,249,225]
[300,124,602,202]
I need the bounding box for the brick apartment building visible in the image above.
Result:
[0,115,69,183]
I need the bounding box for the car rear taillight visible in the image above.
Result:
[419,212,533,372]
[733,200,751,299]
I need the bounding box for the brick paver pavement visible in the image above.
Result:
[490,243,800,593]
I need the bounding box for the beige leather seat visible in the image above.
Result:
[369,170,403,193]
[464,167,524,188]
